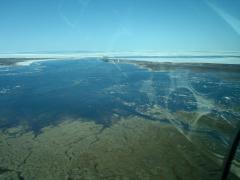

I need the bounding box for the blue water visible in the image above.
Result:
[0,59,240,136]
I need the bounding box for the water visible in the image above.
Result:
[0,58,240,179]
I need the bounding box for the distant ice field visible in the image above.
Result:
[1,52,240,65]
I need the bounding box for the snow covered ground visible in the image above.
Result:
[1,51,240,65]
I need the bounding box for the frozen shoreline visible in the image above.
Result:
[109,57,240,65]
[1,51,240,67]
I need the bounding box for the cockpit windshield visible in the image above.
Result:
[0,1,240,179]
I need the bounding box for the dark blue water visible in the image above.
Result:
[0,59,240,135]
[0,59,152,132]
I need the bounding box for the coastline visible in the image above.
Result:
[1,51,240,67]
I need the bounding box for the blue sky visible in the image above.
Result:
[0,0,240,53]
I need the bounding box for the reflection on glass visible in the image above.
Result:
[0,0,240,179]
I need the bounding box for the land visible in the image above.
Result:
[1,56,240,73]
[102,58,240,73]
[0,58,52,66]
[1,116,237,180]
[0,57,239,179]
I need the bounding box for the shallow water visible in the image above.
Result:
[0,58,240,179]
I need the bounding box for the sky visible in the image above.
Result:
[0,0,240,53]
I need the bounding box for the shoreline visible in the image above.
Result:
[0,55,240,68]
